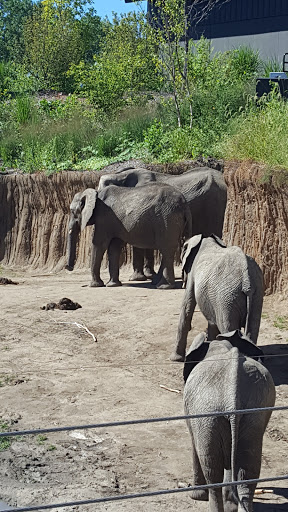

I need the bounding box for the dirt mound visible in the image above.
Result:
[0,160,287,294]
[40,297,82,311]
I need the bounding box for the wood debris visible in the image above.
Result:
[160,384,181,394]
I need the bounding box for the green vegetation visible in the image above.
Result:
[0,422,12,452]
[36,434,48,445]
[273,316,288,330]
[47,444,57,451]
[0,0,288,173]
[0,374,15,387]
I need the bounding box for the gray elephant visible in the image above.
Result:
[183,330,275,511]
[172,234,264,361]
[66,183,192,289]
[98,166,227,281]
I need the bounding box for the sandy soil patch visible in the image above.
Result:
[0,266,287,511]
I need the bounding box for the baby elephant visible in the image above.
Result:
[172,234,264,361]
[184,330,275,512]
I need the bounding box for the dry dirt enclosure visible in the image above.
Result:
[0,265,288,512]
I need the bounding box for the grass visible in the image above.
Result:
[0,374,15,387]
[1,48,288,172]
[273,316,288,330]
[216,91,288,173]
[0,421,11,452]
[0,99,156,172]
[36,434,48,445]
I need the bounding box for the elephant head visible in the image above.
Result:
[66,188,97,271]
[183,329,264,382]
[181,234,226,286]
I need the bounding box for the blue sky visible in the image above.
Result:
[93,0,147,20]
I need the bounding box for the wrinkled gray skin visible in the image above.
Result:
[183,331,275,512]
[172,234,264,361]
[98,167,227,281]
[66,183,192,289]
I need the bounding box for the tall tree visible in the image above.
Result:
[146,0,230,127]
[23,0,86,91]
[0,0,33,62]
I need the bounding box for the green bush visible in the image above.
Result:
[215,88,288,169]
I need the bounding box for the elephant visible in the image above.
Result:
[172,234,264,361]
[66,183,192,289]
[98,166,227,281]
[183,330,275,511]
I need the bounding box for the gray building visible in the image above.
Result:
[125,0,288,62]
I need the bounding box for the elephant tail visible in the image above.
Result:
[229,348,242,507]
[230,406,240,505]
[229,349,250,512]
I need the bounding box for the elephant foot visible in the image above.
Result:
[106,279,122,287]
[129,271,148,282]
[170,352,185,362]
[90,280,105,287]
[156,281,175,290]
[189,489,209,501]
[144,269,156,280]
[65,265,74,271]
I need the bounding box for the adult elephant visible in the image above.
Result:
[172,234,264,361]
[66,183,192,289]
[183,330,275,511]
[98,166,227,281]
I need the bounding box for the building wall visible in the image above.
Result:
[208,31,288,62]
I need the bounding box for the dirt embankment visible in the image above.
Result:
[0,160,287,294]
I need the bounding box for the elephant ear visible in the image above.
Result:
[181,234,203,274]
[183,332,209,383]
[210,233,227,248]
[80,189,97,231]
[217,330,264,360]
[70,189,97,231]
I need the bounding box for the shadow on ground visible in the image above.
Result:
[254,486,288,510]
[123,278,183,290]
[261,344,288,386]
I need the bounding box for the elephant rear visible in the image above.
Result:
[184,341,275,511]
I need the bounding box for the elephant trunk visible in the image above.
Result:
[66,219,80,271]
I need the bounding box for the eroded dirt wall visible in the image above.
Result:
[223,161,288,295]
[0,171,99,271]
[0,162,287,294]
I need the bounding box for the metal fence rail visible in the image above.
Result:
[2,475,288,512]
[1,405,287,438]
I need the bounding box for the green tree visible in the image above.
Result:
[23,0,85,91]
[0,0,33,62]
[147,0,231,127]
[79,7,104,62]
[69,12,161,112]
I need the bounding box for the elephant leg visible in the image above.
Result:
[90,241,107,287]
[143,249,156,279]
[222,470,238,512]
[156,252,175,290]
[206,460,225,512]
[106,238,124,287]
[152,259,163,285]
[171,275,196,361]
[129,247,147,281]
[189,433,208,502]
[234,434,263,512]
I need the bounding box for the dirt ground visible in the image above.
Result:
[0,265,287,512]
